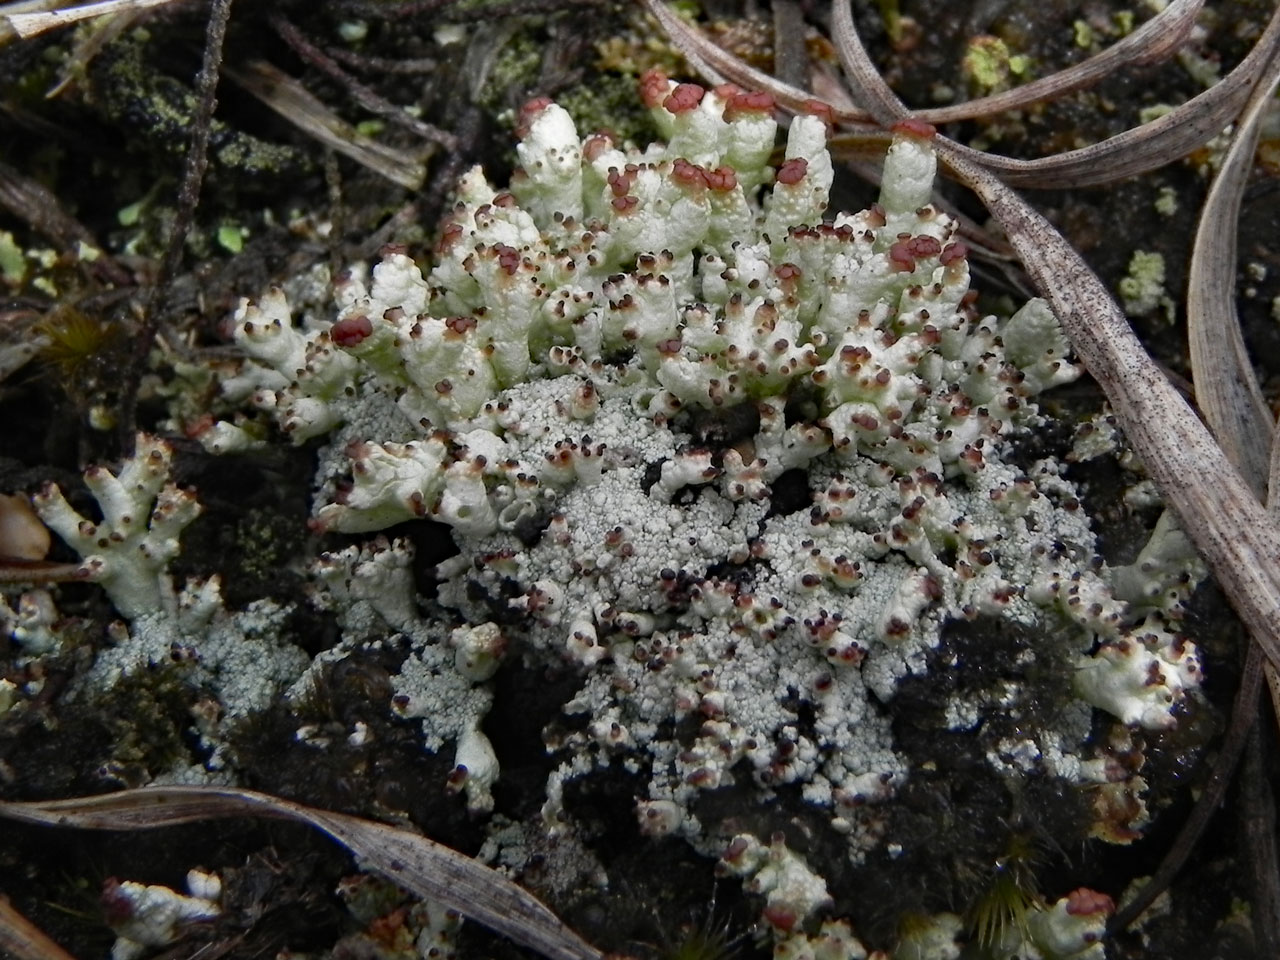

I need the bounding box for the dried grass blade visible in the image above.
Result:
[0,896,78,960]
[225,61,426,190]
[303,807,601,960]
[1266,661,1280,739]
[942,146,1280,667]
[830,1,905,124]
[270,15,458,150]
[0,786,603,960]
[0,0,62,17]
[989,0,1280,187]
[638,0,875,126]
[2,0,178,39]
[1185,40,1280,501]
[914,0,1204,125]
[1272,418,1280,507]
[832,0,1280,189]
[0,786,289,829]
[0,560,90,583]
[1268,417,1280,725]
[771,0,807,90]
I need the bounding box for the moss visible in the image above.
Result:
[476,31,545,115]
[89,32,307,180]
[95,664,198,783]
[660,911,738,960]
[33,305,117,376]
[593,3,706,79]
[966,834,1043,952]
[554,72,655,146]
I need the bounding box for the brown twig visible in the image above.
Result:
[1107,18,1280,935]
[323,45,439,75]
[770,0,807,91]
[0,786,604,960]
[0,159,130,287]
[1242,725,1280,954]
[118,0,234,448]
[270,14,459,151]
[0,895,78,960]
[0,559,89,583]
[328,0,605,20]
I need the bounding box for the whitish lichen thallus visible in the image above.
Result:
[18,73,1210,959]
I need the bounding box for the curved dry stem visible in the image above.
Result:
[0,895,77,960]
[647,0,1258,189]
[828,0,904,123]
[639,0,877,127]
[916,0,1204,125]
[0,786,603,960]
[1185,36,1280,501]
[832,0,1280,188]
[646,0,1201,132]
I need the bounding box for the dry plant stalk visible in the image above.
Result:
[952,155,1280,662]
[0,896,78,960]
[225,60,427,189]
[1186,17,1280,503]
[643,0,1204,130]
[1118,23,1280,937]
[0,0,181,40]
[0,786,605,960]
[829,0,1280,186]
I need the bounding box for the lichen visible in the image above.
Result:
[172,76,1210,951]
[14,74,1211,956]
